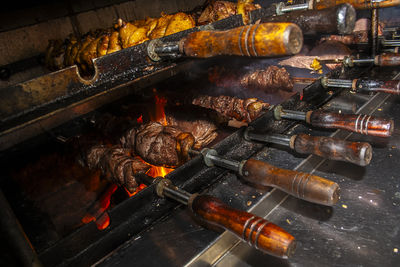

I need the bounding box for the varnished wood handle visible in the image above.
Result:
[313,0,400,9]
[355,79,400,95]
[306,111,394,137]
[241,159,340,206]
[180,23,303,58]
[292,134,372,166]
[375,53,400,66]
[263,4,355,35]
[190,194,296,258]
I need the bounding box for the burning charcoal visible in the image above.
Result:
[135,122,195,168]
[240,66,293,92]
[192,95,270,123]
[86,145,150,193]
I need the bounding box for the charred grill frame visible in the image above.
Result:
[1,2,399,267]
[0,62,369,267]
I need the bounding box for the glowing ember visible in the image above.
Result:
[96,213,111,230]
[137,115,143,124]
[81,184,118,230]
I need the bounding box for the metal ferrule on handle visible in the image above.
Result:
[352,58,375,65]
[322,78,353,89]
[275,2,311,15]
[147,39,181,61]
[274,105,307,121]
[200,148,242,172]
[244,127,291,147]
[154,178,192,205]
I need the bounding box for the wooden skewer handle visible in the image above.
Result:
[375,53,400,66]
[355,79,400,95]
[312,0,400,10]
[179,22,303,58]
[240,159,340,206]
[190,194,296,258]
[263,4,355,35]
[291,134,373,166]
[306,111,394,137]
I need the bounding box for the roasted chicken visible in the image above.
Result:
[45,12,195,75]
[198,0,260,25]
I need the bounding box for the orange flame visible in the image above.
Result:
[81,184,118,230]
[146,166,174,177]
[150,94,168,126]
[125,183,147,197]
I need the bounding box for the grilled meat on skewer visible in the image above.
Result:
[278,41,351,70]
[192,95,270,123]
[166,107,218,150]
[86,145,150,192]
[208,65,293,93]
[122,122,195,168]
[240,66,293,92]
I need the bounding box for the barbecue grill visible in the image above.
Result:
[1,1,400,266]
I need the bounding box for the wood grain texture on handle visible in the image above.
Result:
[180,23,303,58]
[292,134,372,166]
[306,111,394,137]
[190,195,296,258]
[375,53,400,66]
[241,159,340,206]
[356,80,400,95]
[313,0,400,9]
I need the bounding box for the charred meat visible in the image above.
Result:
[240,66,293,92]
[127,122,195,168]
[279,41,351,70]
[208,65,293,93]
[192,95,270,123]
[166,107,218,150]
[86,145,150,192]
